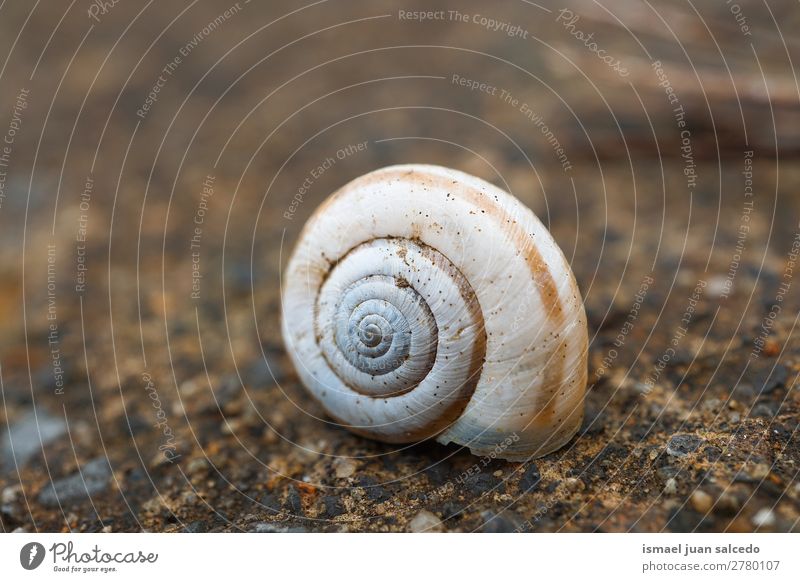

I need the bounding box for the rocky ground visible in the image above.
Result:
[0,0,798,532]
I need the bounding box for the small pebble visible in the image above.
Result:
[519,463,541,493]
[690,490,713,513]
[664,478,678,495]
[464,472,498,495]
[286,486,303,516]
[442,500,465,520]
[755,364,788,393]
[657,466,680,482]
[716,492,741,515]
[186,457,208,474]
[356,476,389,501]
[761,340,780,357]
[332,458,357,479]
[751,508,775,528]
[480,510,523,533]
[408,510,443,532]
[221,417,245,435]
[322,496,345,518]
[2,485,21,505]
[751,403,776,419]
[666,434,703,457]
[705,275,729,299]
[38,458,112,507]
[748,464,770,480]
[1,409,66,470]
[261,492,280,512]
[251,522,288,533]
[182,520,207,533]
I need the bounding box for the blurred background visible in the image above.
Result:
[0,0,798,532]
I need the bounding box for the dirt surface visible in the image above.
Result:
[1,0,799,532]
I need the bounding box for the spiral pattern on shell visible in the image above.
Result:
[281,164,588,460]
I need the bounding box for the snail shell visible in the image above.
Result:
[281,164,587,460]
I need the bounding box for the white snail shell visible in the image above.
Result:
[281,164,587,460]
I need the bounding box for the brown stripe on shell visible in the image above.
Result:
[372,168,572,433]
[415,239,488,436]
